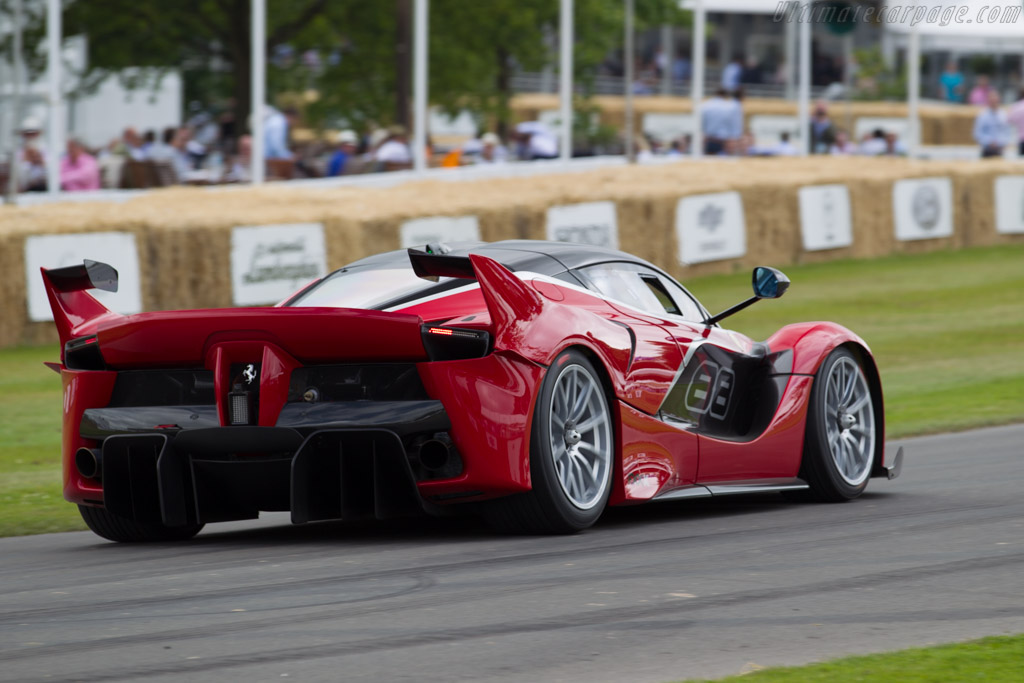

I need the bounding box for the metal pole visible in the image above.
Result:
[624,0,635,162]
[250,0,266,185]
[797,1,811,155]
[784,1,796,100]
[46,0,62,197]
[660,23,672,96]
[690,0,705,158]
[6,0,24,203]
[412,0,428,173]
[559,0,573,161]
[907,22,921,154]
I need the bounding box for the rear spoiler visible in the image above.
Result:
[41,259,122,356]
[44,259,119,293]
[407,248,543,351]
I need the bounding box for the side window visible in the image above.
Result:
[576,263,666,314]
[653,274,706,321]
[577,262,706,320]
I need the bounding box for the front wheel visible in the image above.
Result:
[79,505,204,543]
[484,350,615,533]
[800,347,878,502]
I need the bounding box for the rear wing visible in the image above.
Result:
[41,259,122,355]
[407,248,543,351]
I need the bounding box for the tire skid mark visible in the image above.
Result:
[10,550,1024,682]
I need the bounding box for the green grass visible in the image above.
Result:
[0,345,84,535]
[687,244,1024,439]
[0,245,1022,537]
[688,633,1024,682]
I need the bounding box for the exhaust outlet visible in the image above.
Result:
[75,447,102,480]
[419,439,451,471]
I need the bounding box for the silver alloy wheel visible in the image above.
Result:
[547,364,612,510]
[823,356,875,486]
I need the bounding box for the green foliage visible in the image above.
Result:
[1,0,689,135]
[687,634,1024,682]
[852,45,907,101]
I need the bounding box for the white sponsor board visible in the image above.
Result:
[25,232,143,322]
[676,192,746,264]
[546,201,619,249]
[749,115,802,150]
[798,184,853,251]
[230,223,327,306]
[892,177,954,241]
[399,215,481,248]
[994,175,1024,234]
[642,113,696,144]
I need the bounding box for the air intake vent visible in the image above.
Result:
[229,391,256,425]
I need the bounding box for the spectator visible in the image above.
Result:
[169,128,195,178]
[860,129,888,156]
[148,127,177,163]
[122,127,147,160]
[672,52,691,82]
[968,75,995,106]
[808,101,836,154]
[721,54,743,93]
[16,117,47,191]
[514,121,559,160]
[701,88,740,155]
[264,105,298,160]
[741,57,763,85]
[771,132,798,156]
[939,61,965,103]
[1007,89,1024,157]
[327,130,359,176]
[974,90,1011,158]
[830,129,856,155]
[141,130,157,156]
[884,131,908,156]
[60,139,100,191]
[374,125,413,169]
[477,132,507,165]
[224,135,252,183]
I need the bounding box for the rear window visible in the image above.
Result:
[287,266,450,310]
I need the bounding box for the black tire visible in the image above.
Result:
[800,347,878,502]
[484,349,614,534]
[78,505,204,543]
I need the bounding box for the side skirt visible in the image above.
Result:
[653,478,809,502]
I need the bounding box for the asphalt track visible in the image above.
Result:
[1,425,1022,683]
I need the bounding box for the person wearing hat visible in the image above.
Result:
[16,116,48,192]
[477,132,507,165]
[327,130,359,176]
[374,124,412,170]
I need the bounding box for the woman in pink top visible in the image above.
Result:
[60,139,101,191]
[968,75,994,106]
[1008,89,1024,156]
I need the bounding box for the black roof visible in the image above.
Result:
[344,239,658,277]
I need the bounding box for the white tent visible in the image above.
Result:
[883,0,1024,150]
[680,0,811,156]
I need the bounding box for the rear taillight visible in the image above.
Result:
[421,325,491,361]
[64,335,105,370]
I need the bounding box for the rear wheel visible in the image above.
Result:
[484,350,614,533]
[800,347,877,502]
[78,505,204,543]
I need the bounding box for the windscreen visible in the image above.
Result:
[286,266,451,310]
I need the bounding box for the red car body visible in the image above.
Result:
[44,241,900,539]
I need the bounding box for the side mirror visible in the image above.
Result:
[752,266,790,300]
[704,266,791,326]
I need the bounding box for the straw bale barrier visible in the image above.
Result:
[510,93,980,146]
[2,157,1022,349]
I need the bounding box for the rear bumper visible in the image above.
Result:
[96,426,436,528]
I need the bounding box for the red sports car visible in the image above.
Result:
[43,240,902,542]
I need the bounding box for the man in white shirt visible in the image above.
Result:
[701,89,741,155]
[721,55,743,93]
[514,121,559,160]
[374,125,413,169]
[973,90,1010,158]
[264,106,298,160]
